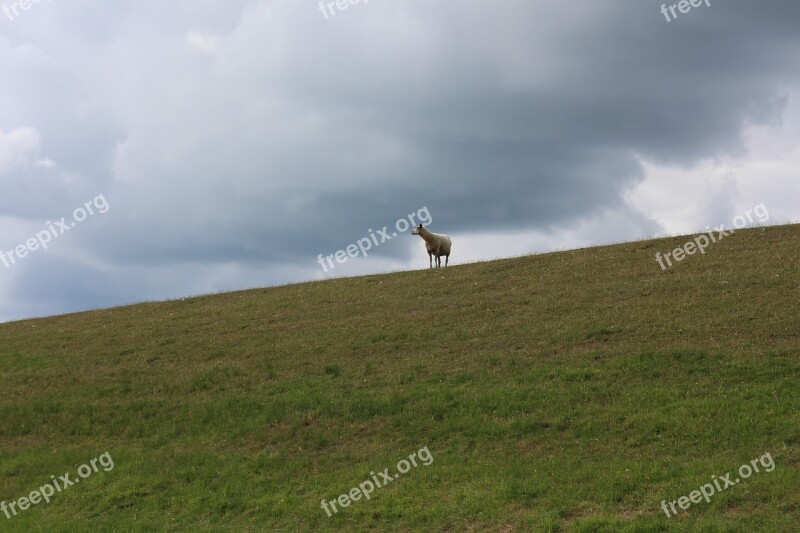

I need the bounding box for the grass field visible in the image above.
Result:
[1,224,798,531]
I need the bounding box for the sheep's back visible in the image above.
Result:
[435,234,452,254]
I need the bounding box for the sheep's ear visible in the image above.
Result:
[418,224,423,228]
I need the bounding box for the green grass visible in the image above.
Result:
[1,224,798,531]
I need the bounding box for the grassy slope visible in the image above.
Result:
[0,224,799,532]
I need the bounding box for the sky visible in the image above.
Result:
[0,0,799,323]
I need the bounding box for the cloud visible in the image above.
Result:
[628,90,800,234]
[185,31,220,54]
[0,127,40,173]
[34,157,56,169]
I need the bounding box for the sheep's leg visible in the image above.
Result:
[428,251,433,269]
[445,254,449,267]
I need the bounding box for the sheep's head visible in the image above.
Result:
[411,224,424,235]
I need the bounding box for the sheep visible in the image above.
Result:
[411,224,452,268]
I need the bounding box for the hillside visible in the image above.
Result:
[0,224,798,531]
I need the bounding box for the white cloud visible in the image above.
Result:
[185,31,221,54]
[34,157,56,169]
[626,92,800,235]
[0,127,41,173]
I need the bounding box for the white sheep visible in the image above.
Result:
[411,224,452,268]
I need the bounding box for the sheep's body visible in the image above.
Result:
[412,225,452,268]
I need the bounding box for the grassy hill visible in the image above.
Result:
[1,224,798,532]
